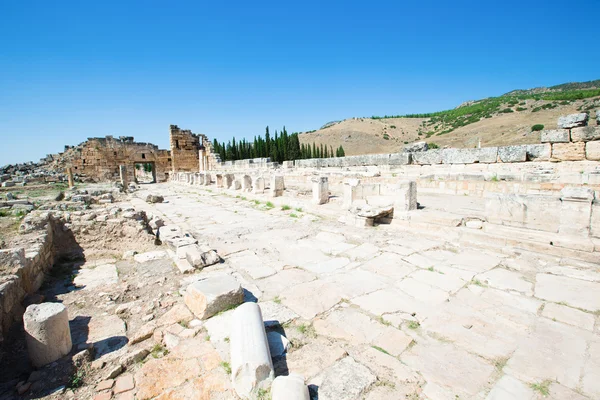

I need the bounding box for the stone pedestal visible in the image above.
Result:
[216,174,224,188]
[312,176,329,205]
[66,167,74,188]
[24,303,72,368]
[253,177,265,194]
[395,180,417,211]
[270,176,284,198]
[119,165,128,189]
[203,173,211,185]
[242,175,252,192]
[272,374,310,400]
[230,302,274,398]
[225,174,235,189]
[232,179,242,190]
[343,179,360,209]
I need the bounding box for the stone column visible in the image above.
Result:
[395,180,417,211]
[242,175,252,192]
[225,174,235,189]
[203,173,211,186]
[270,176,284,198]
[312,176,329,205]
[272,374,310,400]
[230,302,274,398]
[199,150,205,171]
[119,165,128,189]
[232,179,242,190]
[66,167,74,188]
[24,303,72,368]
[559,187,594,236]
[252,177,265,194]
[216,174,224,188]
[343,179,360,209]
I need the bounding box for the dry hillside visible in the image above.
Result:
[299,92,600,156]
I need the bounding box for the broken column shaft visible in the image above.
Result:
[24,303,72,368]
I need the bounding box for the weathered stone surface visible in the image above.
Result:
[525,143,551,161]
[477,268,533,295]
[541,303,595,331]
[403,141,428,152]
[134,251,168,263]
[412,149,442,165]
[271,374,310,400]
[270,176,284,197]
[560,186,594,201]
[24,303,72,367]
[486,375,536,400]
[282,280,344,319]
[178,245,221,269]
[557,113,588,129]
[442,148,478,164]
[135,357,201,399]
[312,176,329,205]
[540,129,570,143]
[586,141,600,160]
[184,275,243,319]
[498,145,527,163]
[311,357,376,400]
[551,142,585,161]
[145,195,164,203]
[394,180,417,211]
[74,263,118,290]
[534,274,600,312]
[571,126,600,142]
[230,302,274,398]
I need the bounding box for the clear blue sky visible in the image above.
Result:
[1,0,598,165]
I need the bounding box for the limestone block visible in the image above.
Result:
[225,174,235,189]
[559,192,593,237]
[526,144,551,161]
[179,245,221,269]
[587,141,600,161]
[591,201,600,238]
[394,180,417,211]
[388,152,411,165]
[571,126,600,142]
[560,187,594,202]
[557,113,588,129]
[203,173,211,185]
[24,303,72,367]
[403,141,428,152]
[119,165,128,188]
[475,147,499,163]
[184,275,243,319]
[270,176,284,198]
[442,148,478,164]
[551,142,585,161]
[412,149,442,165]
[272,374,310,400]
[230,302,274,398]
[342,179,360,209]
[242,175,252,192]
[252,177,265,194]
[540,129,570,143]
[216,174,224,188]
[498,145,526,163]
[312,177,329,205]
[232,179,242,190]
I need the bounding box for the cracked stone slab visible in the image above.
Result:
[476,268,533,295]
[309,357,376,400]
[281,280,344,319]
[534,273,600,312]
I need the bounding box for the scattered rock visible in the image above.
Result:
[146,195,164,204]
[183,274,244,319]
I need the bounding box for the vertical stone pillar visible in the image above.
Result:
[270,176,284,197]
[199,150,206,171]
[24,303,72,368]
[225,174,235,189]
[312,176,329,205]
[395,180,417,211]
[252,177,265,194]
[230,302,274,398]
[216,174,224,188]
[559,187,594,236]
[66,167,74,188]
[119,165,128,190]
[272,374,310,400]
[204,173,211,186]
[343,179,361,209]
[242,175,252,192]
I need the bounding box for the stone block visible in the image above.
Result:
[403,141,428,152]
[586,141,600,161]
[412,149,442,165]
[388,152,411,165]
[225,174,235,189]
[394,180,417,211]
[232,179,242,190]
[559,192,593,237]
[242,175,252,192]
[184,274,243,319]
[312,177,329,205]
[498,145,526,163]
[342,179,361,209]
[24,303,72,367]
[475,147,499,163]
[203,173,211,185]
[442,148,478,164]
[551,142,585,161]
[252,177,265,194]
[178,245,220,269]
[270,176,284,198]
[560,187,594,202]
[540,129,570,143]
[557,113,588,129]
[230,302,274,398]
[591,201,600,238]
[525,144,551,161]
[571,126,600,142]
[272,374,310,400]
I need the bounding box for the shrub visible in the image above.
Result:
[500,108,514,113]
[428,142,440,149]
[383,133,390,140]
[516,107,527,111]
[531,124,544,131]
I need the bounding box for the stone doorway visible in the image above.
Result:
[133,162,157,184]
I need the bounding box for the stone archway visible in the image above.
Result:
[133,161,157,184]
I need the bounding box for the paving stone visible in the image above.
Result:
[183,274,243,319]
[360,252,416,281]
[114,374,134,394]
[353,288,434,318]
[310,357,376,400]
[302,257,350,274]
[96,379,114,391]
[282,280,344,319]
[322,269,388,299]
[260,300,299,327]
[93,393,112,400]
[485,375,535,400]
[402,341,495,398]
[581,340,600,398]
[135,357,201,399]
[541,302,595,330]
[396,277,449,304]
[74,263,118,290]
[535,273,600,312]
[255,268,316,298]
[227,250,277,279]
[477,268,533,295]
[446,250,503,272]
[282,340,347,379]
[343,243,380,261]
[505,319,590,390]
[409,269,466,293]
[133,251,168,263]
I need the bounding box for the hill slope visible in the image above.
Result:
[299,83,600,156]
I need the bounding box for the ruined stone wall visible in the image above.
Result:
[50,136,172,183]
[169,125,221,172]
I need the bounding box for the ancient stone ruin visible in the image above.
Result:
[0,112,599,399]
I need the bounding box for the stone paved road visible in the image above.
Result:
[130,183,600,399]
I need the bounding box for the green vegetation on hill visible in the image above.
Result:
[368,87,600,137]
